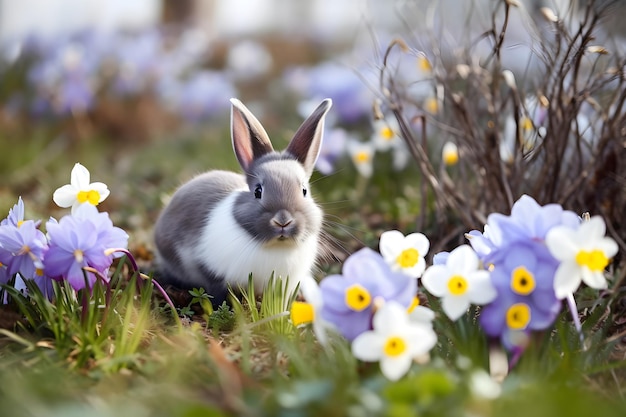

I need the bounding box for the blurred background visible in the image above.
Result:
[0,0,624,265]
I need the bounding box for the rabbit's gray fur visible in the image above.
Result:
[154,98,332,305]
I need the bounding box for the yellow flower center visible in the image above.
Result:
[383,336,407,357]
[447,275,468,296]
[77,189,101,205]
[19,245,31,256]
[443,149,459,166]
[424,97,439,114]
[521,116,533,132]
[407,296,420,313]
[354,151,370,164]
[506,303,531,330]
[417,55,432,72]
[575,249,609,272]
[36,268,44,277]
[17,220,25,228]
[290,301,315,326]
[510,266,536,295]
[381,126,395,141]
[396,248,419,269]
[345,284,372,311]
[74,249,84,263]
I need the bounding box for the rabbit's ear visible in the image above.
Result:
[286,99,332,178]
[231,98,274,173]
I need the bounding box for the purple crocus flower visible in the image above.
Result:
[44,204,128,291]
[0,220,48,283]
[319,248,417,341]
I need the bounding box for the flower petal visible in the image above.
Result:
[420,265,448,297]
[553,261,581,299]
[380,355,412,381]
[379,230,405,261]
[352,331,384,362]
[53,184,78,208]
[442,295,469,321]
[71,163,91,189]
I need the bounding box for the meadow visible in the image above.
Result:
[0,1,625,416]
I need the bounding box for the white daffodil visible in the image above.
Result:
[421,245,496,321]
[442,142,459,166]
[371,118,401,151]
[346,138,375,178]
[352,301,437,381]
[379,230,430,278]
[53,163,110,214]
[290,276,335,346]
[546,216,618,299]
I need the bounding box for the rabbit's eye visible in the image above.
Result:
[254,184,262,199]
[302,187,307,197]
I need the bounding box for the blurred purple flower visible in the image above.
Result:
[111,30,163,95]
[162,71,236,123]
[44,204,128,291]
[0,220,48,282]
[316,127,348,175]
[284,63,373,124]
[319,247,417,341]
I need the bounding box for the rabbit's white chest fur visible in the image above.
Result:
[192,191,318,294]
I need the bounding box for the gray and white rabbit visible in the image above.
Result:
[154,98,332,305]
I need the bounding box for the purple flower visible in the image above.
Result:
[479,241,561,344]
[468,195,579,266]
[315,127,348,175]
[0,220,48,283]
[283,63,373,124]
[1,197,25,227]
[319,248,417,341]
[44,205,128,291]
[163,71,236,123]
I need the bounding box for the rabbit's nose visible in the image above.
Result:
[272,210,294,228]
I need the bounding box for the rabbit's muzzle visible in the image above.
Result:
[271,209,297,240]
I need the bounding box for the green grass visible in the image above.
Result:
[0,81,624,417]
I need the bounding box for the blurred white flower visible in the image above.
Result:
[442,141,459,166]
[346,139,375,178]
[352,302,437,381]
[379,230,430,278]
[371,118,402,151]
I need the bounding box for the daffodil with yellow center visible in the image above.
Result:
[352,302,437,381]
[379,230,430,278]
[442,142,459,166]
[546,216,618,299]
[421,245,496,321]
[53,162,110,214]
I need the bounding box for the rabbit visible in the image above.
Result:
[154,98,332,306]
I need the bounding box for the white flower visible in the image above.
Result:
[346,139,375,178]
[290,276,335,346]
[421,245,496,321]
[546,216,618,299]
[442,142,459,166]
[371,118,401,151]
[53,163,110,214]
[352,301,437,381]
[379,230,430,278]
